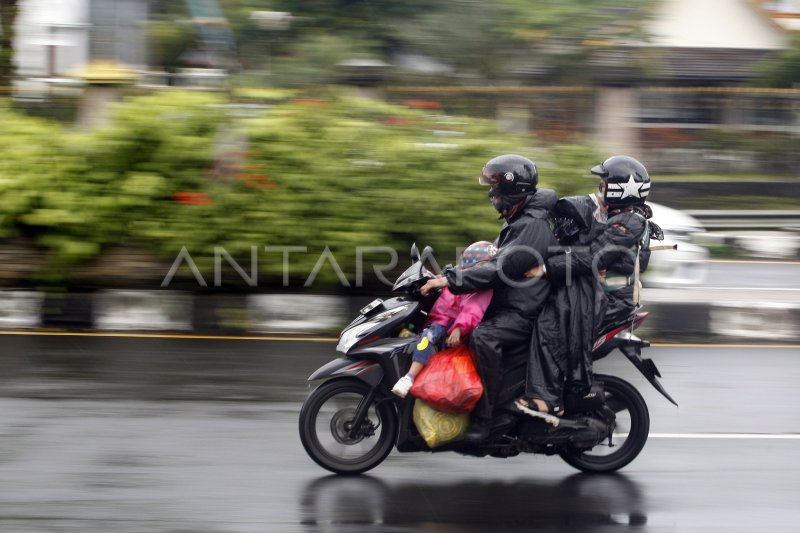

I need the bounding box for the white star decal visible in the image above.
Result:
[619,174,643,200]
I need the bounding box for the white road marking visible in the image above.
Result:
[703,259,800,266]
[647,433,800,440]
[690,287,800,291]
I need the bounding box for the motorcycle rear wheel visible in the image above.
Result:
[559,374,649,473]
[299,379,397,475]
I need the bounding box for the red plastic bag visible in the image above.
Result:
[409,344,483,414]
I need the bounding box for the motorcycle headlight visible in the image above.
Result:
[336,304,411,354]
[336,322,378,353]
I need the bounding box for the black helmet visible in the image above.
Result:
[591,155,650,208]
[479,154,538,195]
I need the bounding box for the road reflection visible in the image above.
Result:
[300,473,648,532]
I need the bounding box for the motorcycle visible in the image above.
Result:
[299,244,677,475]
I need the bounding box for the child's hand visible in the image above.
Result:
[446,327,462,347]
[525,265,545,278]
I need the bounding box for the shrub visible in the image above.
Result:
[0,90,598,289]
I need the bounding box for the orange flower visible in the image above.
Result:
[402,99,441,109]
[173,192,214,205]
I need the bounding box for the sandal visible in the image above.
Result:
[515,397,565,426]
[515,396,563,414]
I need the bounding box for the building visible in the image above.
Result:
[592,0,797,169]
[14,0,148,80]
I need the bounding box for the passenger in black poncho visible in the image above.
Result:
[516,155,664,417]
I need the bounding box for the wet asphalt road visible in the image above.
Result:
[0,334,799,532]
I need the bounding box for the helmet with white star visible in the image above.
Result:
[591,155,650,209]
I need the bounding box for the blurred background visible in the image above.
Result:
[0,0,798,340]
[1,3,799,532]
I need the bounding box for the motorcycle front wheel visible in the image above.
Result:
[299,379,398,475]
[559,374,650,473]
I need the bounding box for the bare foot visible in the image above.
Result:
[532,399,549,412]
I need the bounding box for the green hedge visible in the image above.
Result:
[0,90,598,288]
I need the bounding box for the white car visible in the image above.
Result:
[643,202,709,287]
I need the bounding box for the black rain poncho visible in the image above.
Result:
[526,195,655,406]
[444,189,558,419]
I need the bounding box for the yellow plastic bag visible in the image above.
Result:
[412,399,469,448]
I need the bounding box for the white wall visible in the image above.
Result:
[14,0,150,78]
[650,0,789,50]
[14,0,90,77]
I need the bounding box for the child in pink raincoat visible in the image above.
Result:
[391,241,496,398]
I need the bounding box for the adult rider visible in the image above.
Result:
[421,154,557,442]
[519,155,661,417]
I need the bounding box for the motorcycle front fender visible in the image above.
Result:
[619,343,678,406]
[308,357,384,388]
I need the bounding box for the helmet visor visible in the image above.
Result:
[590,163,608,178]
[478,169,499,186]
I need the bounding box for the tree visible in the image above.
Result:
[147,1,656,85]
[0,0,18,89]
[270,0,656,83]
[756,34,800,88]
[433,0,656,83]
